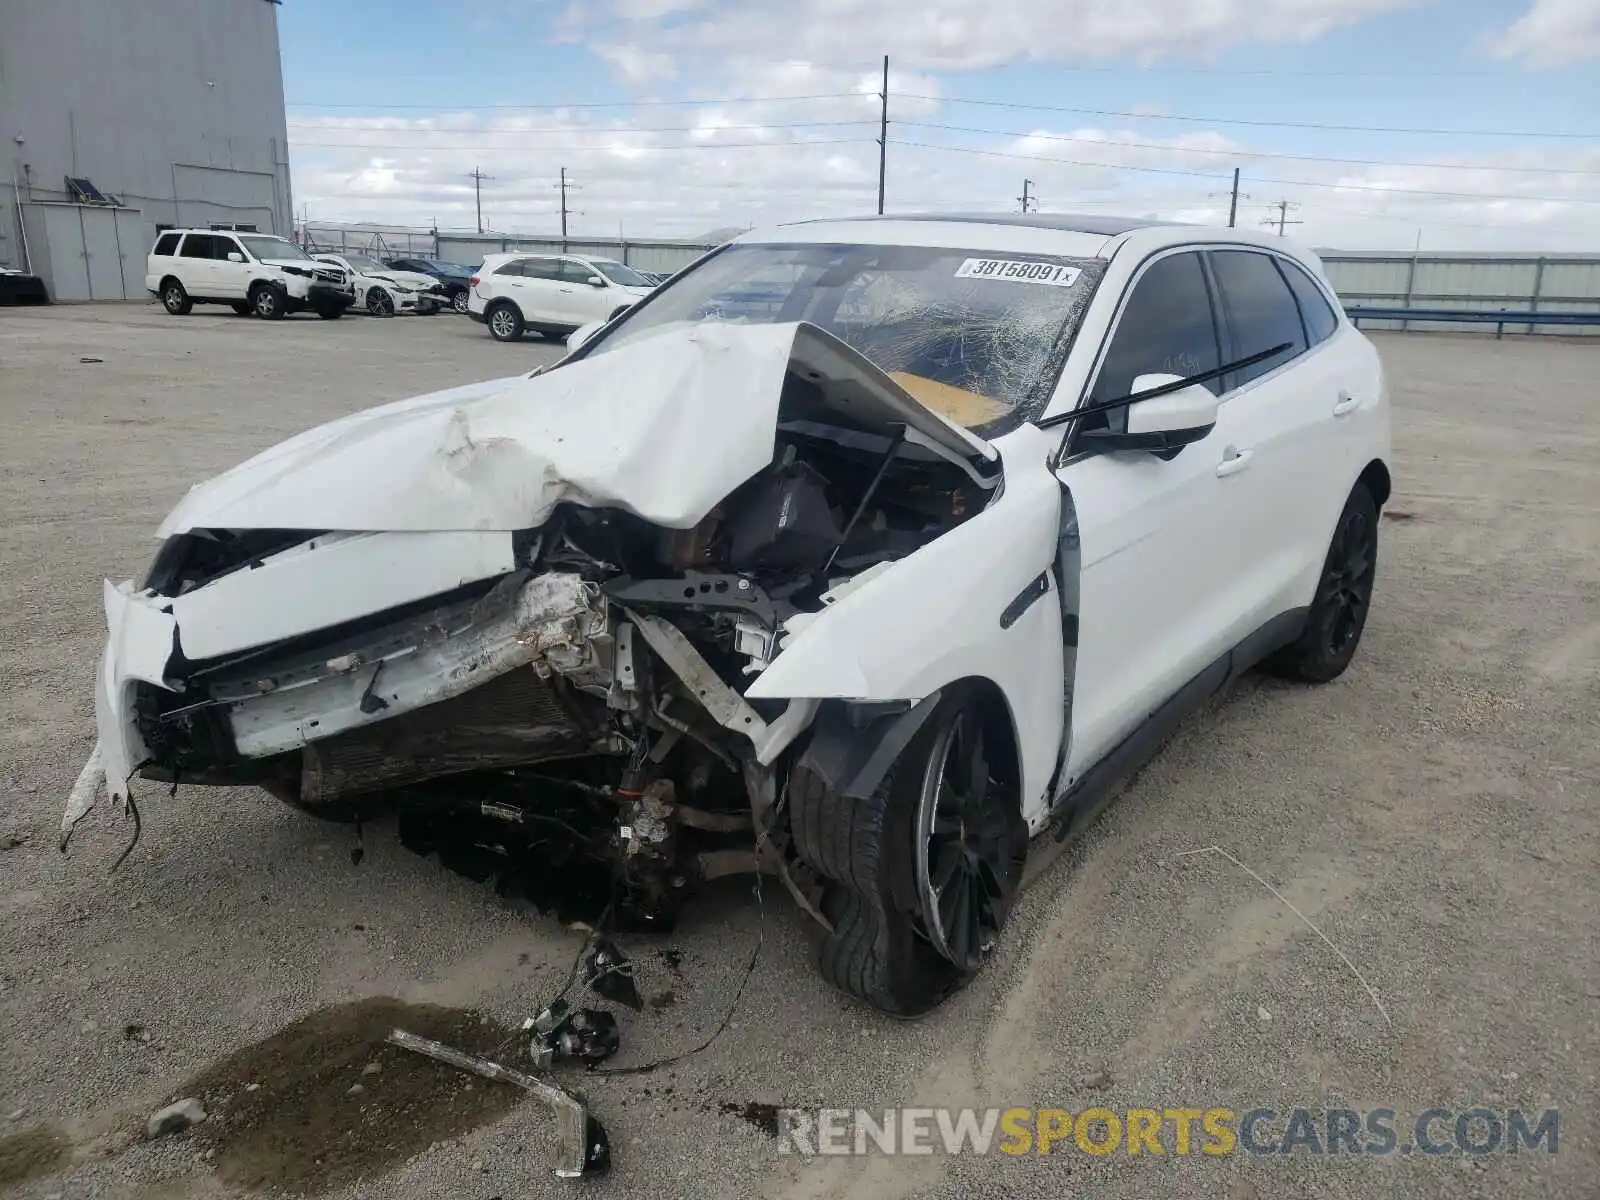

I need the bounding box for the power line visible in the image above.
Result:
[895,121,1600,176]
[285,92,866,111]
[290,136,876,153]
[890,139,1600,205]
[287,119,880,136]
[897,93,1600,140]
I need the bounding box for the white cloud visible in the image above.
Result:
[603,0,1420,68]
[1493,0,1600,64]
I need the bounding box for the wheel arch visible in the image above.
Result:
[794,677,1022,817]
[1357,457,1391,508]
[159,274,184,293]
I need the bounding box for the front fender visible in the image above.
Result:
[747,443,1065,825]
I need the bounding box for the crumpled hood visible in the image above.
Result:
[373,270,438,289]
[158,323,794,536]
[156,321,995,537]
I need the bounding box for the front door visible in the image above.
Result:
[1052,248,1242,785]
[556,259,614,324]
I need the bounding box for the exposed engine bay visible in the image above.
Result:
[73,329,998,930]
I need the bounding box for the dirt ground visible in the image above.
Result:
[0,303,1595,1199]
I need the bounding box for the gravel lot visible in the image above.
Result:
[1,303,1595,1199]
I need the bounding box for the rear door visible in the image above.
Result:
[1055,248,1242,782]
[1205,249,1328,621]
[175,233,222,297]
[507,257,565,324]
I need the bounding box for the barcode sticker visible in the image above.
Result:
[954,258,1082,287]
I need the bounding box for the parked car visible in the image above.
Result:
[467,252,655,341]
[385,258,478,313]
[68,214,1390,1017]
[311,254,445,316]
[147,230,354,319]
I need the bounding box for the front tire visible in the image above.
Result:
[486,301,524,342]
[791,691,1026,1016]
[314,303,344,320]
[1263,484,1378,683]
[160,279,193,315]
[230,301,252,316]
[250,283,286,320]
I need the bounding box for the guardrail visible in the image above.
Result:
[1343,305,1600,338]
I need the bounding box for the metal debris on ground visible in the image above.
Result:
[385,1028,610,1179]
[523,999,621,1068]
[582,937,643,1011]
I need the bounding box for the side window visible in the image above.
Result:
[216,238,244,261]
[1278,259,1340,346]
[559,260,598,284]
[517,258,562,280]
[1089,250,1222,406]
[1209,250,1308,387]
[152,233,181,256]
[178,233,217,259]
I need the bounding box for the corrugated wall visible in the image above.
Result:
[1319,253,1600,335]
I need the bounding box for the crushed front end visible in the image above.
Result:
[68,322,998,929]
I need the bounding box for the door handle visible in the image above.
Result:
[1333,391,1361,417]
[1216,448,1254,478]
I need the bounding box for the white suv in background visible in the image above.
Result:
[147,231,355,319]
[466,252,655,341]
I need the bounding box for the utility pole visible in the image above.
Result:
[469,167,492,234]
[553,169,582,250]
[1262,199,1302,237]
[876,55,889,216]
[1228,168,1241,228]
[1018,179,1037,213]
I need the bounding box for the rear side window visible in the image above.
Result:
[1209,250,1308,387]
[178,233,218,259]
[152,233,180,256]
[513,258,561,280]
[1089,250,1222,405]
[1279,259,1340,346]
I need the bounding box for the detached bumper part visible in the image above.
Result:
[386,1028,610,1179]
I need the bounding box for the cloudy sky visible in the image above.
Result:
[279,0,1600,250]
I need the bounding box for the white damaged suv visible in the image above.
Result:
[72,214,1389,1016]
[147,230,355,319]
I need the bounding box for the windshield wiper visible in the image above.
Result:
[1036,341,1293,430]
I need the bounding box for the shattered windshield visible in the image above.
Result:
[583,242,1104,432]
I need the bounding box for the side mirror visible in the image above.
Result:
[566,320,604,352]
[1079,373,1218,454]
[226,252,244,263]
[586,275,606,288]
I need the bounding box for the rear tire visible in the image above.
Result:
[791,690,1026,1016]
[451,290,470,314]
[486,301,524,342]
[160,279,193,315]
[1263,484,1379,683]
[250,283,285,320]
[366,287,395,317]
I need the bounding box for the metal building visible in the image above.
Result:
[0,0,293,301]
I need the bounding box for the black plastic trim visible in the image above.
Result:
[999,573,1051,630]
[1047,606,1309,841]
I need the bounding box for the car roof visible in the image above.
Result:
[791,212,1178,236]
